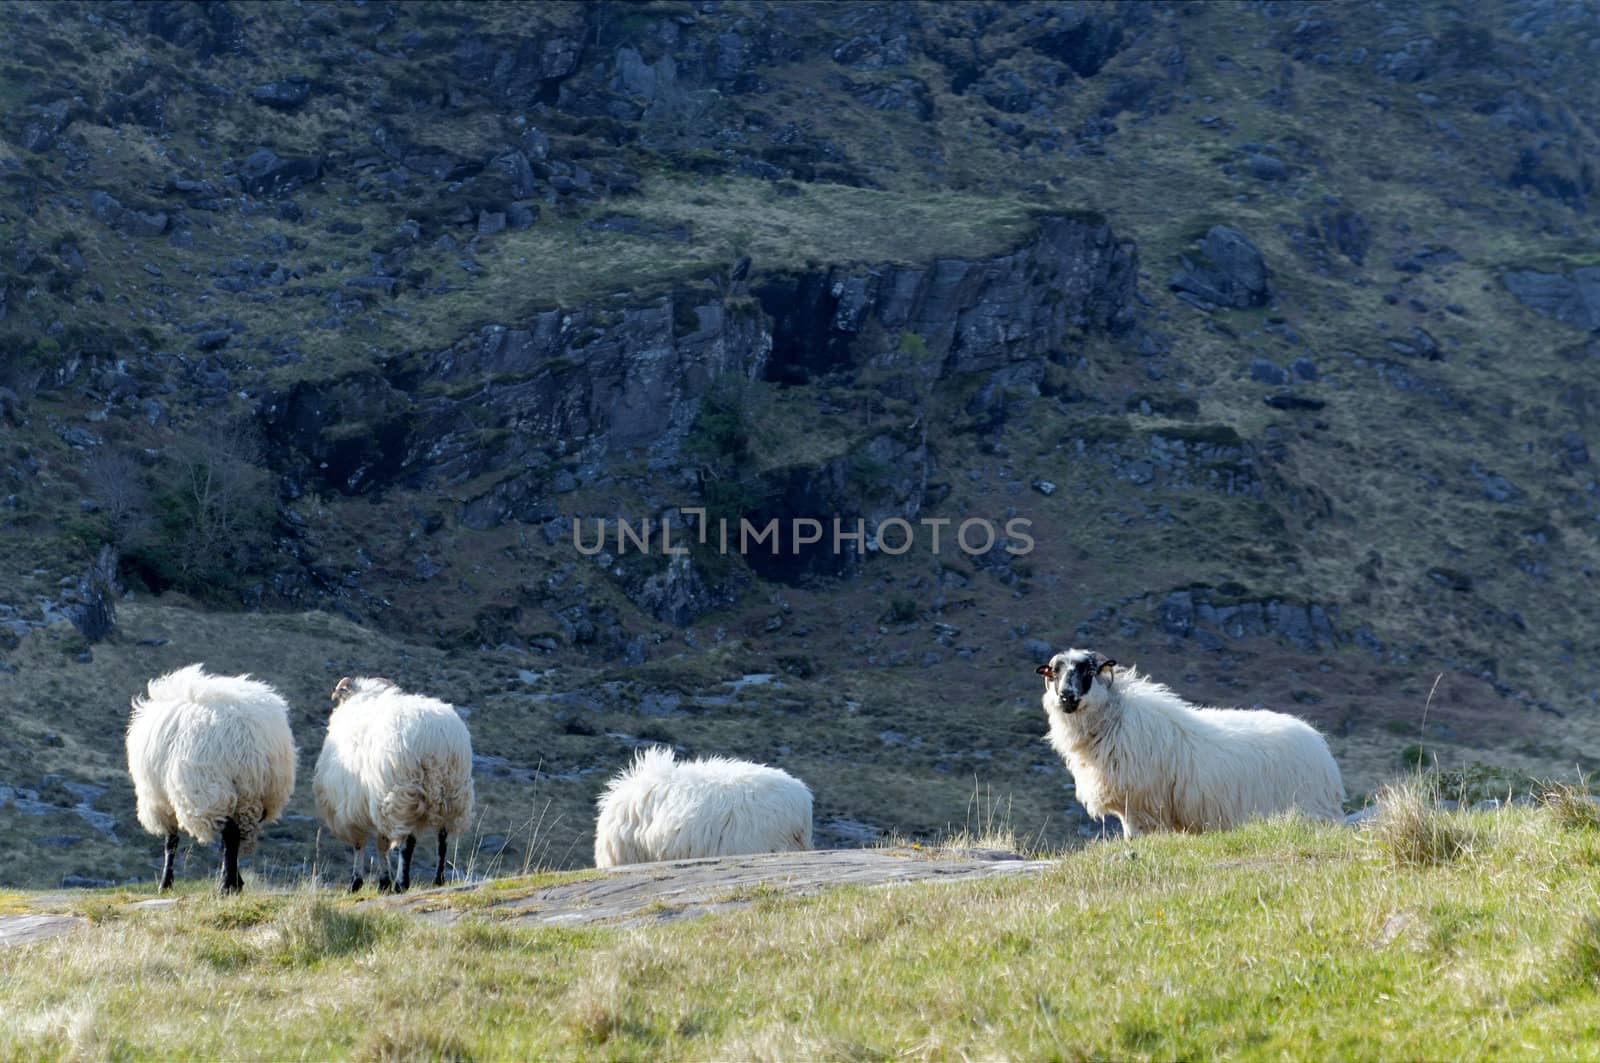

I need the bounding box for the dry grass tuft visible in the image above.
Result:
[1367,778,1478,867]
[1536,781,1600,832]
[356,1026,475,1063]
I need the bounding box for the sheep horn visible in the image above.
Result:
[332,677,353,703]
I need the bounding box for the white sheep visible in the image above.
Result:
[1036,648,1344,836]
[125,663,298,893]
[314,676,474,892]
[593,746,813,868]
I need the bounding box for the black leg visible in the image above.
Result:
[219,817,242,895]
[377,842,394,893]
[350,841,365,893]
[397,834,416,893]
[434,829,448,888]
[160,830,179,892]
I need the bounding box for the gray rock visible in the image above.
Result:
[237,148,324,197]
[251,76,310,111]
[520,128,550,160]
[1248,154,1289,181]
[477,211,506,235]
[1469,462,1519,503]
[1386,326,1441,360]
[0,914,85,949]
[1249,358,1289,384]
[65,545,118,644]
[507,203,539,230]
[1264,393,1326,411]
[1170,226,1269,308]
[1377,37,1437,82]
[55,424,102,448]
[89,191,168,237]
[1160,591,1194,636]
[382,847,1053,929]
[1502,268,1600,331]
[492,149,538,198]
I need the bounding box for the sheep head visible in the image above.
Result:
[331,676,395,705]
[1037,649,1115,715]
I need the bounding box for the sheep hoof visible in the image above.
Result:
[377,877,394,894]
[349,876,364,894]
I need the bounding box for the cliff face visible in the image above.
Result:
[757,215,1137,383]
[2,0,1599,886]
[256,211,1134,540]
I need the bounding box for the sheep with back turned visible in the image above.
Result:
[314,676,474,892]
[1036,648,1344,836]
[593,746,813,868]
[125,663,298,893]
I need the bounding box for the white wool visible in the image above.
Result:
[593,746,813,868]
[1040,649,1344,836]
[313,677,474,850]
[125,663,297,851]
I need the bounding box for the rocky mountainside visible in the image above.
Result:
[1,0,1598,887]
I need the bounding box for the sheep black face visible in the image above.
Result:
[1036,649,1116,715]
[332,676,394,705]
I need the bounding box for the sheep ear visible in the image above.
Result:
[1035,664,1054,678]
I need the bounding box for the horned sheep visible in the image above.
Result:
[593,746,813,868]
[313,676,475,892]
[1036,648,1344,836]
[125,664,298,893]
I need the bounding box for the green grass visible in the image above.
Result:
[8,810,1600,1058]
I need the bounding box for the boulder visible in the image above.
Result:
[1170,226,1270,309]
[251,76,311,111]
[1502,268,1600,331]
[237,148,324,197]
[89,192,168,237]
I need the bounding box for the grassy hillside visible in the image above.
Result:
[6,801,1600,1058]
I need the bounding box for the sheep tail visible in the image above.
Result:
[382,754,471,835]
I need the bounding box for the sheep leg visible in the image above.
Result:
[219,817,243,895]
[396,834,416,894]
[349,841,365,893]
[433,829,448,888]
[159,830,179,892]
[377,841,394,893]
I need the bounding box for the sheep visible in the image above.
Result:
[1035,648,1344,836]
[125,664,298,894]
[313,676,474,893]
[593,746,812,868]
